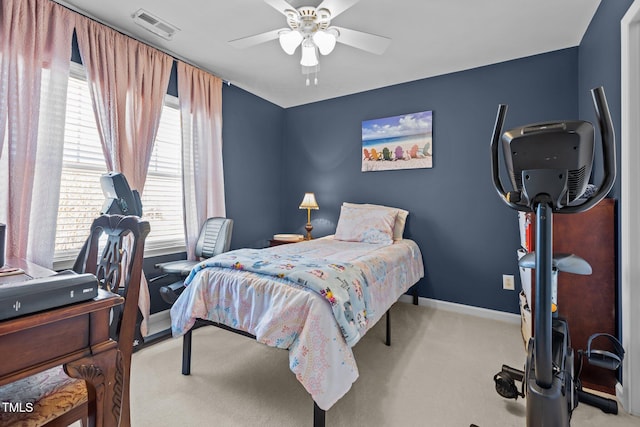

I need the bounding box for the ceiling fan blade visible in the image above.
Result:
[316,0,360,18]
[264,0,297,15]
[333,26,391,55]
[229,28,284,49]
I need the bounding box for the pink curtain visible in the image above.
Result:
[177,62,226,260]
[75,16,173,338]
[0,0,74,264]
[74,16,173,193]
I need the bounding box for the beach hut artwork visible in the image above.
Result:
[361,110,433,172]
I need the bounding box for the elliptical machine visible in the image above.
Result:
[489,87,622,425]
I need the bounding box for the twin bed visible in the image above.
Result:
[170,203,424,425]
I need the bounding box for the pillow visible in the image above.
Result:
[342,202,408,241]
[334,205,396,245]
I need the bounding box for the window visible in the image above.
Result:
[53,62,185,264]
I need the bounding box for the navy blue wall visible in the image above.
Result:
[578,0,633,198]
[222,84,285,250]
[281,49,579,314]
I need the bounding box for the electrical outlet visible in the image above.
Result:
[503,274,515,290]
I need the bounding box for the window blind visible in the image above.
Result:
[54,63,185,263]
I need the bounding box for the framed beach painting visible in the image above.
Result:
[361,110,433,172]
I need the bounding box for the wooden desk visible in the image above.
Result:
[0,260,125,427]
[0,256,54,284]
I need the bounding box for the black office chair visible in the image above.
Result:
[156,217,233,304]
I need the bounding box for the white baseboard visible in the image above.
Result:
[617,382,627,411]
[147,309,172,336]
[398,295,521,325]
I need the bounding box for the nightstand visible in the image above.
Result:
[269,234,304,247]
[269,238,302,247]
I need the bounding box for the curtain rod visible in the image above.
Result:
[51,0,232,86]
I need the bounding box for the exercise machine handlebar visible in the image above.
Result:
[490,86,616,214]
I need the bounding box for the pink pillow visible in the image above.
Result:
[342,202,408,241]
[334,206,397,244]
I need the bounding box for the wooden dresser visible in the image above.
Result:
[527,198,617,394]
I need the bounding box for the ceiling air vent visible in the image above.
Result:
[132,9,180,40]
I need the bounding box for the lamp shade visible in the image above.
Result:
[300,40,319,66]
[313,29,338,55]
[279,30,303,55]
[299,192,319,210]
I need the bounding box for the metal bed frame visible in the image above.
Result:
[179,288,419,427]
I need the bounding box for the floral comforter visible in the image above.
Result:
[170,236,424,410]
[183,249,371,347]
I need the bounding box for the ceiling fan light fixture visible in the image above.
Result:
[279,29,303,55]
[231,0,389,87]
[313,28,338,55]
[300,41,318,66]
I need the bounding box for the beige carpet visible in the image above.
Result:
[130,302,639,426]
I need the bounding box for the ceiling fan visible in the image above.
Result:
[229,0,391,85]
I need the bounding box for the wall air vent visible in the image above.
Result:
[132,9,180,41]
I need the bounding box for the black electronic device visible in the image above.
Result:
[0,272,99,321]
[100,172,143,217]
[490,87,622,424]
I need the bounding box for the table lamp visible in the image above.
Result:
[299,192,319,240]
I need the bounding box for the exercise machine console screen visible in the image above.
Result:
[100,172,143,217]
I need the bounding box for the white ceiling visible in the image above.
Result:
[54,0,601,108]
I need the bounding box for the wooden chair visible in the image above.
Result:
[0,215,149,427]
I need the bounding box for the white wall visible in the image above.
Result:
[619,0,640,415]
